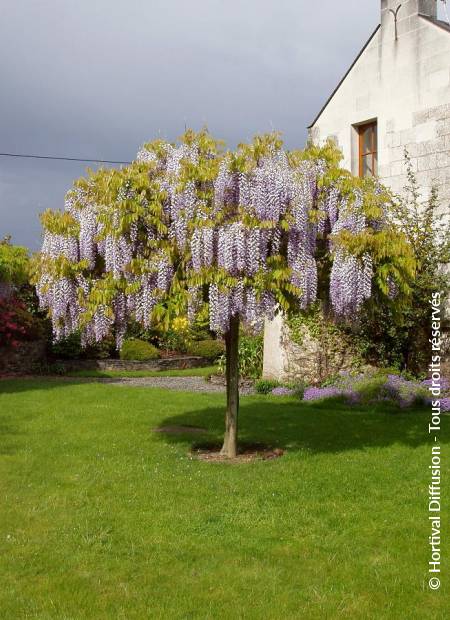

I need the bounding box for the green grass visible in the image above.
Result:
[65,365,218,378]
[0,378,448,619]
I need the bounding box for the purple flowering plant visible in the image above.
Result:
[302,368,450,410]
[271,386,295,397]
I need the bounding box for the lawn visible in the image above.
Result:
[0,378,448,619]
[65,365,218,379]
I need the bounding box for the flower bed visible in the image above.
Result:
[300,371,450,410]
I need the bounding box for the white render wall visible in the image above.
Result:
[309,0,450,208]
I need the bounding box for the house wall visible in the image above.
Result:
[309,1,450,208]
[263,1,450,382]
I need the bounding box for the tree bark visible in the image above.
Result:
[221,314,240,458]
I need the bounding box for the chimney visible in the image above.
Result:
[381,1,437,20]
[418,0,438,16]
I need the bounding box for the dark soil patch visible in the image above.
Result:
[152,425,207,434]
[191,442,284,463]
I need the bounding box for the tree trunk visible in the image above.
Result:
[221,315,240,458]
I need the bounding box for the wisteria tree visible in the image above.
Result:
[34,131,414,458]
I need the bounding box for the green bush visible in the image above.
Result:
[284,380,306,399]
[353,375,390,404]
[120,339,160,361]
[186,339,225,360]
[353,155,449,374]
[84,336,116,359]
[157,329,190,354]
[238,334,263,379]
[51,333,83,359]
[217,332,263,379]
[51,332,116,359]
[255,379,280,394]
[0,236,29,286]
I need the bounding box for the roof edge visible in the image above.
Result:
[308,24,381,129]
[419,13,450,33]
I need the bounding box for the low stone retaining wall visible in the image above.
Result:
[54,356,212,373]
[0,340,47,374]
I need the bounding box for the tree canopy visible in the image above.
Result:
[33,130,415,457]
[33,131,413,342]
[0,236,29,286]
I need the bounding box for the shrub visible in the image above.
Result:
[51,332,83,359]
[238,333,263,379]
[158,327,190,354]
[120,338,160,361]
[84,336,116,359]
[0,297,42,348]
[218,333,263,379]
[255,379,280,394]
[382,374,429,408]
[0,237,29,288]
[51,332,116,359]
[186,339,225,360]
[354,154,449,373]
[284,380,306,399]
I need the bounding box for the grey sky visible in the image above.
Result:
[0,0,380,250]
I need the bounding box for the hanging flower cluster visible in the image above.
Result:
[193,149,326,331]
[329,193,373,315]
[34,131,403,345]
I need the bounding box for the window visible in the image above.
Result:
[358,121,377,177]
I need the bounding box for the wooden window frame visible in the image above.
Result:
[358,121,377,178]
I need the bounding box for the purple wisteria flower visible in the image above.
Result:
[36,133,386,347]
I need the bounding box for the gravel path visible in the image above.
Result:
[101,376,255,395]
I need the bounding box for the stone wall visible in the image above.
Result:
[0,340,47,374]
[263,315,362,384]
[280,326,360,386]
[0,344,212,375]
[52,356,212,373]
[384,103,450,209]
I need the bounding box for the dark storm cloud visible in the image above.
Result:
[0,0,378,249]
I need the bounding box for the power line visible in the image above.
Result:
[0,152,132,165]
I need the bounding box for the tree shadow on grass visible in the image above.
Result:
[0,376,103,395]
[155,397,449,456]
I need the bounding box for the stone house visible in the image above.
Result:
[263,0,450,383]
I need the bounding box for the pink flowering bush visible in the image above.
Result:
[0,297,42,348]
